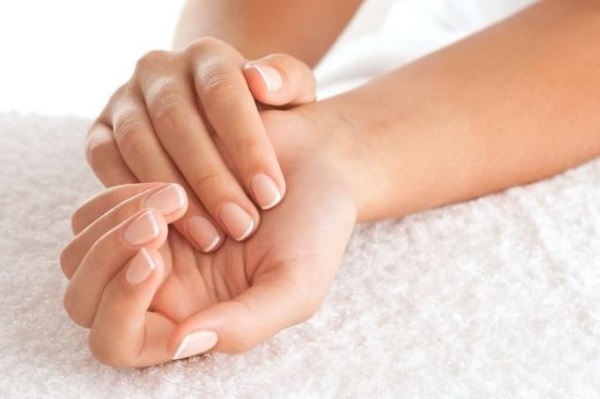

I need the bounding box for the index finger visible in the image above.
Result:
[192,43,286,212]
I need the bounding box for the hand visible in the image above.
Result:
[85,37,316,252]
[61,109,358,367]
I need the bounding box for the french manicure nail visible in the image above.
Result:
[123,210,160,246]
[125,248,156,285]
[172,330,218,360]
[143,184,186,216]
[248,64,283,92]
[251,173,282,210]
[219,203,254,241]
[187,216,221,252]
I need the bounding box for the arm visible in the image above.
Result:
[307,0,600,221]
[173,0,364,66]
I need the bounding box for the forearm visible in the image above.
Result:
[312,0,600,221]
[173,0,363,67]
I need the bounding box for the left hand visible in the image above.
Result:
[60,109,358,367]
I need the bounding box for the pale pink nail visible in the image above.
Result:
[125,248,156,285]
[251,173,282,210]
[172,330,218,360]
[187,216,221,252]
[248,64,283,92]
[123,210,160,246]
[143,184,186,216]
[219,203,254,241]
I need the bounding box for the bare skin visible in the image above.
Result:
[63,0,600,367]
[173,0,364,66]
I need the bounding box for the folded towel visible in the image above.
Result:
[1,110,599,397]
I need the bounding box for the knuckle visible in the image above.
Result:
[114,115,145,160]
[187,36,235,57]
[85,128,114,171]
[59,243,74,276]
[143,77,188,134]
[63,290,92,328]
[135,49,171,74]
[201,72,239,104]
[70,208,86,235]
[153,94,186,132]
[189,171,223,197]
[88,337,131,368]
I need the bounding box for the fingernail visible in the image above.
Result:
[123,210,160,246]
[219,203,255,241]
[143,184,186,216]
[251,173,282,210]
[172,330,218,360]
[248,64,283,92]
[125,248,156,285]
[187,216,221,252]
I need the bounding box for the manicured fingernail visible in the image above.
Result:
[251,173,282,210]
[187,216,221,252]
[123,210,160,246]
[172,330,218,360]
[248,64,283,92]
[219,203,254,241]
[144,184,186,216]
[125,248,156,285]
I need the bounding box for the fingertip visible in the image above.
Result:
[250,173,284,210]
[122,209,169,250]
[184,216,223,253]
[123,247,164,287]
[171,330,219,361]
[244,62,283,93]
[244,54,316,106]
[142,183,189,223]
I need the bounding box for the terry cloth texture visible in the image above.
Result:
[1,111,600,397]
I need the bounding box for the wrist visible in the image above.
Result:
[292,94,389,223]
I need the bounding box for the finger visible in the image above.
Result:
[244,53,317,106]
[61,183,187,279]
[85,122,139,187]
[64,208,169,328]
[88,248,176,368]
[192,40,286,214]
[108,91,225,253]
[71,183,162,235]
[139,68,260,243]
[168,268,323,359]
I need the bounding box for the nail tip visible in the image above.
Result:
[260,192,282,210]
[250,65,273,92]
[203,235,221,253]
[172,184,187,209]
[172,331,218,361]
[172,335,190,360]
[235,219,255,241]
[139,247,156,270]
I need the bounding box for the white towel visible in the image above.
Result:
[2,1,600,396]
[315,0,535,98]
[1,111,600,397]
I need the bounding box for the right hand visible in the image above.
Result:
[61,108,358,368]
[85,37,317,252]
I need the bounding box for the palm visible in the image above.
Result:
[148,110,357,342]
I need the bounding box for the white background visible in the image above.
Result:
[0,1,185,118]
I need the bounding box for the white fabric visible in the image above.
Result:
[2,113,600,397]
[2,0,600,397]
[315,0,535,97]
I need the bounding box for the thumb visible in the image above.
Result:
[243,53,317,107]
[168,269,325,359]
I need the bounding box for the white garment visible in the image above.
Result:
[315,0,537,97]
